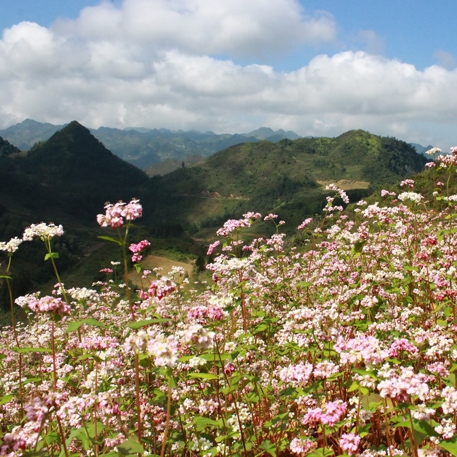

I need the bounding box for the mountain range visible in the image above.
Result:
[0,119,301,173]
[0,120,428,307]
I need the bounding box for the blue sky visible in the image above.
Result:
[1,0,457,149]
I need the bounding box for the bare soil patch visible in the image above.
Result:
[317,179,370,190]
[128,255,194,286]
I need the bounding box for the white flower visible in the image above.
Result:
[0,237,22,253]
[23,222,64,241]
[397,192,423,204]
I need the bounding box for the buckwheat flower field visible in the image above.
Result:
[3,152,457,456]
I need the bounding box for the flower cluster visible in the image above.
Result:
[15,294,70,316]
[96,198,142,228]
[128,239,150,263]
[0,237,22,253]
[22,222,64,241]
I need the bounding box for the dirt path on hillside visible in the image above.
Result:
[128,255,194,287]
[317,179,370,190]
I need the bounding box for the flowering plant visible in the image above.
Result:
[3,151,457,456]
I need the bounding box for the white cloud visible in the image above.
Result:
[0,1,457,150]
[54,0,336,57]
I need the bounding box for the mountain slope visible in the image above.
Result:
[0,121,149,220]
[142,130,427,231]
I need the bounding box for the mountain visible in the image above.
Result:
[0,125,428,309]
[247,127,301,141]
[0,121,148,220]
[0,136,20,156]
[410,142,435,156]
[142,130,427,232]
[0,118,66,150]
[0,120,301,172]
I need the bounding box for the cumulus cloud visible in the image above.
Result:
[0,0,457,149]
[54,0,336,57]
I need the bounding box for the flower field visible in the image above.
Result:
[3,151,457,456]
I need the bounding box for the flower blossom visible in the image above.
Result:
[290,438,316,454]
[15,294,70,316]
[397,192,423,204]
[23,223,64,241]
[303,400,347,427]
[0,237,22,253]
[298,218,313,230]
[340,433,361,455]
[129,239,151,263]
[96,198,142,229]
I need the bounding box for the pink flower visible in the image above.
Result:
[129,239,150,263]
[303,400,347,427]
[340,433,361,455]
[400,179,415,188]
[298,218,313,230]
[290,437,316,454]
[97,199,142,229]
[207,240,220,255]
[15,294,70,316]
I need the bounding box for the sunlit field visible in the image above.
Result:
[2,149,457,456]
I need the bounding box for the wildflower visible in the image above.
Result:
[397,192,423,204]
[340,433,361,455]
[15,294,70,316]
[426,147,441,155]
[23,222,64,241]
[207,240,220,255]
[0,237,22,253]
[400,179,415,188]
[298,218,313,230]
[96,198,142,228]
[303,400,347,427]
[147,335,178,366]
[129,239,151,263]
[290,437,316,454]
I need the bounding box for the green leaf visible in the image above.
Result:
[308,447,333,457]
[188,372,219,380]
[66,427,90,451]
[85,422,105,439]
[13,347,52,353]
[76,353,103,363]
[98,235,123,246]
[44,252,59,261]
[0,275,12,279]
[193,416,220,431]
[127,318,170,329]
[117,437,145,455]
[352,240,366,254]
[66,318,106,333]
[45,431,60,445]
[259,439,277,456]
[23,377,41,385]
[0,394,13,405]
[394,418,438,437]
[439,437,457,456]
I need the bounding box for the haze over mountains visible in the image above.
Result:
[0,120,428,304]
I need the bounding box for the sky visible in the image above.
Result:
[0,0,457,149]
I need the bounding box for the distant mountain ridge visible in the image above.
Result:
[0,119,302,172]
